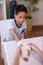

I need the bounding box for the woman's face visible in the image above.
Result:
[14,12,26,26]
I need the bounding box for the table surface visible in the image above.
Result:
[3,37,43,65]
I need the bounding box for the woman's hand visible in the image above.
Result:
[16,45,23,56]
[28,43,39,53]
[28,43,43,61]
[13,45,23,65]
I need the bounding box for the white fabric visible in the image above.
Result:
[0,19,14,42]
[6,19,26,41]
[0,19,13,58]
[3,37,43,65]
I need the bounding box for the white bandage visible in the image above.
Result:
[21,43,31,59]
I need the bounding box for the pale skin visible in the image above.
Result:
[28,43,43,61]
[10,12,29,41]
[13,45,22,65]
[13,44,43,65]
[13,45,28,65]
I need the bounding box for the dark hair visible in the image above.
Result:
[14,5,27,15]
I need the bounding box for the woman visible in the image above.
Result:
[13,44,43,65]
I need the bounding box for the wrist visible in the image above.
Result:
[36,48,42,56]
[15,36,20,41]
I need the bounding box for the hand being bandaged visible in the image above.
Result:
[17,40,31,62]
[21,43,31,62]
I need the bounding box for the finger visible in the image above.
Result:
[19,44,23,49]
[28,43,33,46]
[23,58,28,62]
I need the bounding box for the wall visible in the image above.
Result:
[31,0,43,25]
[6,0,12,19]
[0,0,6,20]
[0,5,3,20]
[3,0,6,19]
[16,0,43,26]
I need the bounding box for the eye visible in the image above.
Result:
[19,16,26,19]
[19,16,22,18]
[23,17,26,19]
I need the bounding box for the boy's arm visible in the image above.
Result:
[24,29,29,38]
[10,28,20,41]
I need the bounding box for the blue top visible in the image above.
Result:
[6,19,27,41]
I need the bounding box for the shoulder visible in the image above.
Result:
[9,19,16,29]
[9,19,16,26]
[10,19,14,24]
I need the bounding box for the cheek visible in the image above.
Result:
[18,18,21,21]
[15,17,25,24]
[18,18,24,22]
[16,17,20,21]
[17,18,22,23]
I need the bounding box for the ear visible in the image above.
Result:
[14,14,16,18]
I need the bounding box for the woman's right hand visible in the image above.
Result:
[28,43,42,55]
[28,43,40,54]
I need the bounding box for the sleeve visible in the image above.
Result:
[9,20,15,30]
[23,21,27,30]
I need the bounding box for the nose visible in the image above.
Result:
[21,17,25,22]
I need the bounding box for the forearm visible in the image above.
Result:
[13,49,20,65]
[24,33,29,38]
[28,43,43,61]
[24,29,29,38]
[36,48,43,60]
[14,53,20,65]
[11,29,20,41]
[14,33,20,41]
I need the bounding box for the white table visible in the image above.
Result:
[3,37,43,65]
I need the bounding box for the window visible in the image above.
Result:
[0,0,2,4]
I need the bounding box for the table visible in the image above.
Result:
[3,36,43,65]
